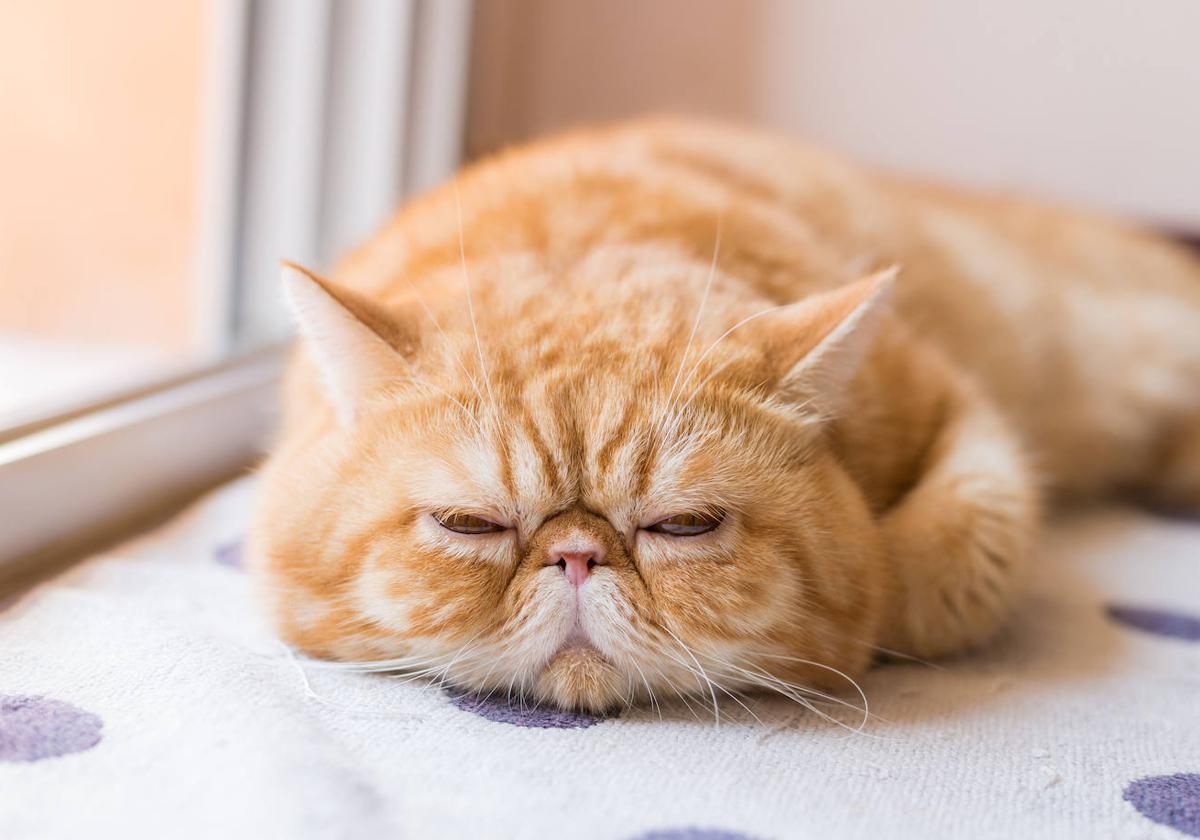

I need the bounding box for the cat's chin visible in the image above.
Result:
[535,643,623,713]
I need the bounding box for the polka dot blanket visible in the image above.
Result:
[2,478,1198,839]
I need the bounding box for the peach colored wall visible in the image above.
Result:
[468,0,1200,230]
[0,1,206,352]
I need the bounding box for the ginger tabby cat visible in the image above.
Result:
[250,118,1200,713]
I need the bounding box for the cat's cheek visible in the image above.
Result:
[639,530,801,646]
[345,557,418,635]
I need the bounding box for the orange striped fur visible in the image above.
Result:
[250,118,1200,712]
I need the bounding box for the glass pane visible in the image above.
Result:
[0,1,209,425]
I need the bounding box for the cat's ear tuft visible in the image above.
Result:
[281,262,411,425]
[768,267,897,415]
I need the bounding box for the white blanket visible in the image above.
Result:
[2,478,1199,839]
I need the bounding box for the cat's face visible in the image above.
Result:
[252,250,894,712]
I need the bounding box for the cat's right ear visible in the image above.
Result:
[760,267,897,418]
[281,262,414,425]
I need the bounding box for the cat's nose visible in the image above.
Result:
[546,538,608,587]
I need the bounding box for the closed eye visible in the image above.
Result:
[645,511,724,537]
[433,511,508,535]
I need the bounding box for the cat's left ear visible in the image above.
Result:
[763,267,897,415]
[281,262,416,425]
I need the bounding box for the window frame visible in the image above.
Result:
[0,0,474,590]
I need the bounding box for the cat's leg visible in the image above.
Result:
[875,395,1040,659]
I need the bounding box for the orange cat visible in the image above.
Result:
[249,118,1200,713]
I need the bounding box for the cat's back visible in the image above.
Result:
[334,117,1200,496]
[344,114,1199,315]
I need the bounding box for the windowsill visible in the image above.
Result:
[0,347,286,597]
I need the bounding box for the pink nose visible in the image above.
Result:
[546,540,607,587]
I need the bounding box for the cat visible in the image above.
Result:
[249,117,1200,714]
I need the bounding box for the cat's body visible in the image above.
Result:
[251,118,1200,712]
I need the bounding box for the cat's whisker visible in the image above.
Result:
[749,651,873,725]
[665,642,879,735]
[658,625,722,728]
[279,644,426,719]
[645,633,764,729]
[429,628,488,689]
[704,679,767,727]
[630,644,709,721]
[452,183,502,435]
[671,303,790,418]
[732,658,871,719]
[664,212,723,414]
[626,656,664,722]
[852,640,948,670]
[654,303,793,447]
[397,275,491,416]
[387,666,466,687]
[726,661,887,738]
[505,666,521,710]
[298,653,452,673]
[672,357,736,419]
[639,640,764,728]
[688,666,767,727]
[398,378,485,436]
[467,653,508,704]
[726,664,875,737]
[663,680,705,723]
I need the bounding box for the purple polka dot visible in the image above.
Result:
[214,540,243,569]
[446,687,609,729]
[0,695,103,762]
[1107,605,1200,641]
[1125,774,1200,836]
[632,830,758,840]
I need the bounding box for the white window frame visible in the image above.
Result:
[0,0,474,591]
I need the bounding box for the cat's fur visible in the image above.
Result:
[250,118,1200,712]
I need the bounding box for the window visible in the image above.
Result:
[0,0,473,578]
[0,2,209,426]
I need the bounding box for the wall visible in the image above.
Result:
[468,0,1200,230]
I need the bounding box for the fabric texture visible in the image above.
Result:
[1,478,1198,839]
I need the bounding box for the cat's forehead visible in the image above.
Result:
[406,252,773,520]
[475,364,727,526]
[445,246,751,350]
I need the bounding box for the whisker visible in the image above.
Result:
[750,651,873,726]
[713,685,766,727]
[730,661,890,738]
[397,275,490,416]
[452,183,501,432]
[675,303,789,406]
[626,656,664,722]
[665,212,723,413]
[671,357,736,419]
[664,682,705,723]
[297,653,452,673]
[640,641,769,728]
[277,643,425,719]
[399,378,485,436]
[852,639,948,670]
[730,665,872,736]
[659,625,722,728]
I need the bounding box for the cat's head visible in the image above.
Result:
[251,247,894,712]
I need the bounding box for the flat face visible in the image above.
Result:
[255,248,883,711]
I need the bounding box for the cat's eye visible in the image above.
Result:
[646,511,724,537]
[434,512,507,535]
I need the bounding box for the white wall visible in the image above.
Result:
[469,0,1200,230]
